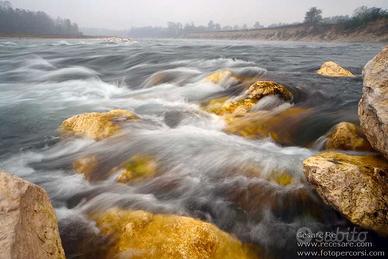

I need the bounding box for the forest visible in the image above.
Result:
[0,1,81,36]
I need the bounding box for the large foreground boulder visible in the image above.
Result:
[303,152,388,236]
[317,61,354,77]
[0,171,65,259]
[359,46,388,159]
[60,109,139,140]
[91,208,258,259]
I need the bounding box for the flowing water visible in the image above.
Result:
[0,38,385,258]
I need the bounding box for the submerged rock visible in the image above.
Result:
[91,208,258,259]
[324,122,372,151]
[303,152,388,236]
[205,69,238,85]
[203,81,293,116]
[204,69,260,88]
[116,155,157,184]
[60,109,139,140]
[73,155,98,180]
[359,46,388,159]
[317,61,354,77]
[226,107,311,145]
[0,171,65,259]
[74,154,158,184]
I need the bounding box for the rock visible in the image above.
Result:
[324,122,372,151]
[359,46,388,159]
[317,61,354,77]
[73,154,158,184]
[245,81,293,102]
[225,107,311,145]
[202,81,293,116]
[205,69,238,85]
[60,109,139,140]
[0,171,65,259]
[204,69,260,88]
[73,156,98,180]
[116,155,157,184]
[303,152,388,236]
[91,208,258,259]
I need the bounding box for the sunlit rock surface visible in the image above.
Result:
[317,61,354,77]
[92,208,259,259]
[324,122,372,151]
[359,46,388,159]
[202,81,293,116]
[0,171,65,259]
[60,109,138,140]
[303,152,388,236]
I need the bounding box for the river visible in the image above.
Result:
[0,38,385,258]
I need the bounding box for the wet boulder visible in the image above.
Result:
[225,107,311,145]
[303,152,388,236]
[0,171,65,259]
[205,69,239,86]
[202,81,293,116]
[91,208,258,259]
[317,61,354,77]
[60,109,139,140]
[204,68,261,89]
[74,154,158,184]
[324,122,372,151]
[73,155,99,180]
[359,46,388,159]
[115,155,157,184]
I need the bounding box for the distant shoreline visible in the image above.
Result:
[186,19,388,43]
[0,33,111,39]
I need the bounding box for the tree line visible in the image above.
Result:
[129,5,388,38]
[0,1,81,36]
[304,6,388,28]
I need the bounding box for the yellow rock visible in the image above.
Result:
[245,81,293,102]
[204,69,263,89]
[73,156,98,180]
[205,70,236,85]
[73,154,157,184]
[92,208,259,259]
[202,81,293,116]
[59,109,138,140]
[269,171,294,186]
[201,96,230,115]
[226,107,311,145]
[317,61,354,77]
[304,152,388,236]
[325,122,372,151]
[116,155,157,184]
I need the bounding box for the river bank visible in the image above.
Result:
[186,18,388,43]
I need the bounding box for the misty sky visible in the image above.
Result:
[8,0,388,29]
